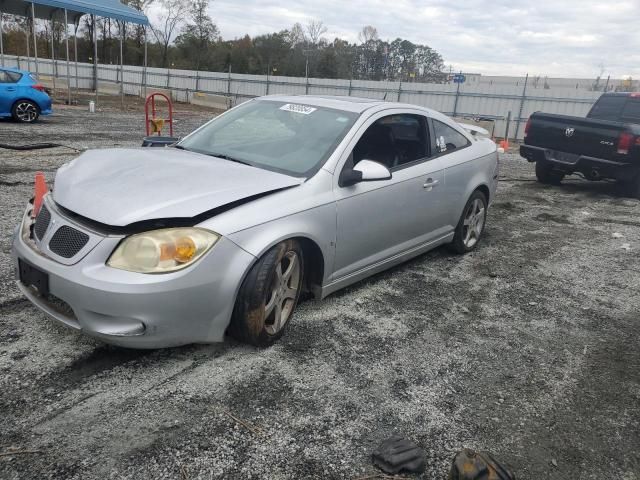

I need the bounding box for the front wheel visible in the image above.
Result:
[12,100,40,123]
[229,240,304,347]
[450,191,488,254]
[535,160,564,185]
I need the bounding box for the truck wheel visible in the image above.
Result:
[535,161,564,185]
[450,190,488,254]
[229,240,304,347]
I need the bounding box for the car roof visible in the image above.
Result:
[257,94,458,128]
[259,95,389,113]
[601,92,640,98]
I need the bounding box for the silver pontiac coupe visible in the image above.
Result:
[13,95,498,348]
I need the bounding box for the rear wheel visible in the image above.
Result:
[535,160,564,185]
[229,240,304,347]
[450,190,488,254]
[12,100,40,123]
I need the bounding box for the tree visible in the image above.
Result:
[176,0,220,70]
[151,0,187,67]
[306,19,327,46]
[122,0,155,63]
[287,22,306,47]
[358,25,378,44]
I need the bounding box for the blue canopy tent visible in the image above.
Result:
[0,0,149,105]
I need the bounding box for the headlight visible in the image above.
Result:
[107,228,220,273]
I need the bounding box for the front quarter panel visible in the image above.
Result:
[199,170,337,286]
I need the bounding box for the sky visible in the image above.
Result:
[150,0,640,79]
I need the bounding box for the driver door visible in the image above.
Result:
[332,112,447,281]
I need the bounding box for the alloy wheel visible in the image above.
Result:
[462,198,486,248]
[15,102,38,122]
[264,250,301,335]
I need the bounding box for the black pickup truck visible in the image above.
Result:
[520,92,640,197]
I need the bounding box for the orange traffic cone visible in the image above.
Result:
[32,172,48,218]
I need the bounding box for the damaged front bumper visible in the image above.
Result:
[11,200,255,348]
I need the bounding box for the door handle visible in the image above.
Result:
[423,178,439,189]
[6,87,16,92]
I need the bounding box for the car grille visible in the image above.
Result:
[34,205,51,240]
[48,226,90,258]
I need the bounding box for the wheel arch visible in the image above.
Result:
[233,234,327,304]
[475,183,491,203]
[12,98,41,111]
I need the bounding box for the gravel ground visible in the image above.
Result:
[0,103,639,480]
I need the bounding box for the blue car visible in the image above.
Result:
[0,67,52,123]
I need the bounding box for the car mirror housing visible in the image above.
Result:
[353,159,392,182]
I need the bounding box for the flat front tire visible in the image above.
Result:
[450,190,488,254]
[229,240,304,347]
[12,100,40,123]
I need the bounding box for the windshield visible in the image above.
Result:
[178,100,358,177]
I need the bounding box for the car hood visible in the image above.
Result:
[53,148,303,227]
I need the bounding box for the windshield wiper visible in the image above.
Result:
[206,152,252,166]
[174,145,251,166]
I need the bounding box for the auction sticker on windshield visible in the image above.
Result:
[280,104,317,115]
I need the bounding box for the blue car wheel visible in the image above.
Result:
[12,100,40,123]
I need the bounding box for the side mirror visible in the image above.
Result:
[354,159,392,180]
[340,159,392,187]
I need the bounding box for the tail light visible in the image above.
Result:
[617,131,634,155]
[31,84,46,92]
[524,117,532,138]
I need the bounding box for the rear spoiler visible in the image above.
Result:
[458,123,490,137]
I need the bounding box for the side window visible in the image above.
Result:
[432,120,470,154]
[352,114,429,170]
[621,99,640,123]
[0,71,9,83]
[6,72,22,83]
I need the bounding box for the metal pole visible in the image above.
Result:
[25,21,30,72]
[143,26,148,98]
[452,72,462,117]
[93,15,98,105]
[73,20,78,96]
[0,9,4,67]
[348,78,352,96]
[266,61,270,95]
[397,81,402,102]
[50,15,56,94]
[120,24,124,110]
[604,75,610,92]
[64,9,71,105]
[31,2,39,78]
[514,73,529,140]
[504,111,512,143]
[305,56,309,95]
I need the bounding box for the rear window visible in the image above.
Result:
[621,99,640,123]
[588,96,628,121]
